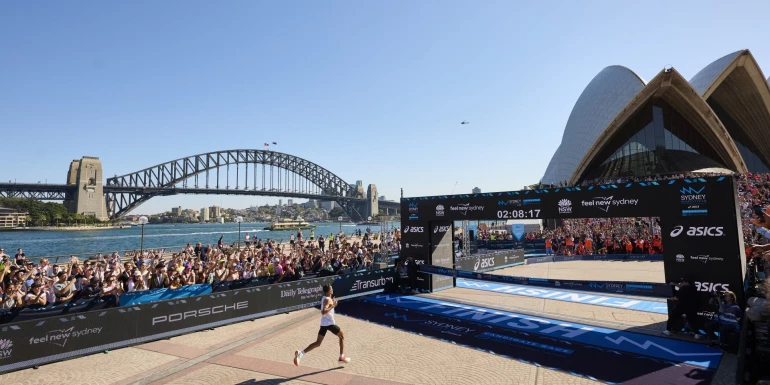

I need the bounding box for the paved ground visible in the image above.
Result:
[0,261,736,385]
[514,260,666,283]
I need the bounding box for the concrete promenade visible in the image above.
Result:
[0,260,737,385]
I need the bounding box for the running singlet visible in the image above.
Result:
[320,295,336,326]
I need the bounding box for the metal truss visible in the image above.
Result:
[105,150,364,219]
[0,184,73,200]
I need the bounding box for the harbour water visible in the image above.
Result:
[0,222,396,260]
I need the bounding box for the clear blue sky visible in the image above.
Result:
[2,1,769,214]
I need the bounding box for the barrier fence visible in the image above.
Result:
[420,264,671,298]
[525,254,665,265]
[474,239,546,251]
[0,267,397,373]
[1,265,386,324]
[454,250,525,272]
[373,252,399,265]
[119,283,213,306]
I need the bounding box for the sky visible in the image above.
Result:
[2,1,770,215]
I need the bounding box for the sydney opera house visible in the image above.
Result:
[541,49,770,186]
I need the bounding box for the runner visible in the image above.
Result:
[294,284,350,366]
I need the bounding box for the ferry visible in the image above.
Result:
[263,217,317,231]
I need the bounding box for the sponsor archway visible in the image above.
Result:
[400,176,746,319]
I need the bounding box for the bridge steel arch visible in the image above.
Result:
[105,150,365,220]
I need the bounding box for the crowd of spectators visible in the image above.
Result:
[473,218,662,256]
[4,171,768,313]
[0,228,401,313]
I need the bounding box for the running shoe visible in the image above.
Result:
[294,350,303,366]
[338,354,351,363]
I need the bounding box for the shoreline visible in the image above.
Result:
[0,226,131,232]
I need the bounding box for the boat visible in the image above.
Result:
[263,216,317,231]
[356,221,380,226]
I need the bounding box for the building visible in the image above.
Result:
[301,200,318,209]
[287,199,293,206]
[275,206,282,216]
[210,205,221,218]
[356,180,363,187]
[472,187,481,194]
[0,206,27,228]
[379,195,386,201]
[200,207,210,222]
[278,199,283,207]
[171,206,182,216]
[541,49,770,186]
[321,201,336,211]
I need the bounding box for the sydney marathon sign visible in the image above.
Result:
[0,268,397,373]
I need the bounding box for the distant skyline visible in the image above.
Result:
[2,1,770,214]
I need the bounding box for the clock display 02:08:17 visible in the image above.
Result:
[496,209,540,219]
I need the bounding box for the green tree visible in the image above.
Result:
[328,207,346,218]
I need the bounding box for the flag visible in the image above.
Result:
[272,142,277,145]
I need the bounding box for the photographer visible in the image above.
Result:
[704,291,742,350]
[663,278,699,336]
[53,271,77,303]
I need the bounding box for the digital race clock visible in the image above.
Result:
[496,209,541,219]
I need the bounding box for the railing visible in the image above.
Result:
[32,245,191,265]
[0,267,397,373]
[0,261,385,324]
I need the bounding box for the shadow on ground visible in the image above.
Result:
[235,367,342,385]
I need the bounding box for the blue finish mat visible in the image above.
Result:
[337,299,715,385]
[456,279,669,314]
[363,294,722,369]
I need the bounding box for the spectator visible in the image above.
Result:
[149,264,170,289]
[127,271,147,292]
[24,282,46,307]
[54,271,77,303]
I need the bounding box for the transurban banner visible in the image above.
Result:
[0,268,396,373]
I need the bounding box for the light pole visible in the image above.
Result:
[235,216,244,249]
[338,216,343,232]
[138,216,149,257]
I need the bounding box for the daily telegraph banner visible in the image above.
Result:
[420,265,671,298]
[403,176,746,322]
[0,268,396,373]
[455,250,525,272]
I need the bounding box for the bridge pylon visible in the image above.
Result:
[63,157,108,220]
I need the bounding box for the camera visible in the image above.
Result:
[755,205,767,223]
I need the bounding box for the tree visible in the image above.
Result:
[328,207,346,218]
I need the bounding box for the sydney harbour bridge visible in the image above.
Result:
[0,150,399,222]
